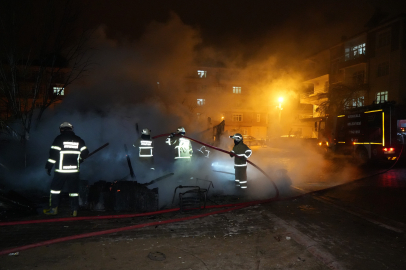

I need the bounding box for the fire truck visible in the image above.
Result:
[328,102,403,162]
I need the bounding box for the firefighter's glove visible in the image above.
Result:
[79,158,85,164]
[229,152,233,158]
[46,168,52,176]
[165,137,171,145]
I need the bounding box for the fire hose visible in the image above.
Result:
[154,133,280,198]
[0,136,403,255]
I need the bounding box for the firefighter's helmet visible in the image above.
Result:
[231,133,243,142]
[177,126,186,134]
[142,128,151,135]
[59,122,73,131]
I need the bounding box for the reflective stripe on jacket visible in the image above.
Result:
[231,142,252,167]
[138,139,153,157]
[45,131,89,173]
[168,136,193,159]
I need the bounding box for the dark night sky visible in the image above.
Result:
[87,0,406,65]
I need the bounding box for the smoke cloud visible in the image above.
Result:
[0,11,364,208]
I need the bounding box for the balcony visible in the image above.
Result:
[300,92,328,105]
[338,54,368,69]
[298,113,314,119]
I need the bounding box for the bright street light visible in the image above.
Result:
[277,97,284,123]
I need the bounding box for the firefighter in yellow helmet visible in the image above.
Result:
[43,122,89,217]
[229,133,252,189]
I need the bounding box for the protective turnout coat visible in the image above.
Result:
[167,135,193,159]
[231,142,252,167]
[137,134,154,158]
[45,131,89,173]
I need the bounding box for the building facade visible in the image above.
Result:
[297,14,406,141]
[182,66,270,142]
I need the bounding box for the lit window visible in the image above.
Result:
[232,114,243,122]
[257,114,260,122]
[197,70,207,78]
[376,91,388,104]
[345,43,366,61]
[352,71,365,84]
[53,87,64,95]
[377,62,389,77]
[377,31,390,48]
[197,99,205,106]
[345,96,364,109]
[233,86,241,94]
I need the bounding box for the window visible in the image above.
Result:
[345,97,364,109]
[352,71,365,85]
[232,113,243,122]
[377,31,390,48]
[377,62,389,77]
[197,70,207,78]
[197,99,205,106]
[376,91,388,104]
[53,86,64,96]
[345,43,366,61]
[257,114,260,122]
[233,86,241,94]
[354,96,364,107]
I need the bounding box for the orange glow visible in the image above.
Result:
[278,97,284,103]
[117,190,121,192]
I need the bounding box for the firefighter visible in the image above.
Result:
[134,128,154,170]
[229,133,252,189]
[166,126,193,161]
[43,122,89,217]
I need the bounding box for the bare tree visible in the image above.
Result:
[315,82,368,143]
[0,0,93,147]
[316,83,368,117]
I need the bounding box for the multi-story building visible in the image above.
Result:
[296,13,406,140]
[0,65,68,123]
[182,66,270,142]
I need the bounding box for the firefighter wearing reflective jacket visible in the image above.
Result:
[166,126,193,161]
[43,122,89,217]
[230,133,252,189]
[134,128,154,170]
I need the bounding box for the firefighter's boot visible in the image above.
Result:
[71,210,78,217]
[43,207,58,215]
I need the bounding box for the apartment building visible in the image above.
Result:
[296,13,406,140]
[183,66,269,141]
